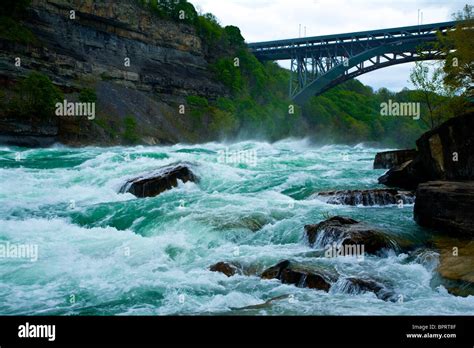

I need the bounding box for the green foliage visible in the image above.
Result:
[0,16,36,44]
[123,115,139,144]
[136,0,461,147]
[224,26,245,47]
[196,13,222,44]
[409,61,455,129]
[187,95,208,108]
[301,79,443,147]
[211,58,243,93]
[0,0,35,44]
[9,72,63,120]
[138,0,198,24]
[438,5,474,98]
[79,88,97,103]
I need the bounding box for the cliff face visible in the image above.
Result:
[0,0,228,146]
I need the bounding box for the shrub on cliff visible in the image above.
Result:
[79,88,97,104]
[0,0,36,44]
[123,116,139,144]
[8,72,63,120]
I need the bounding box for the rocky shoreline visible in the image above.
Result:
[375,112,474,295]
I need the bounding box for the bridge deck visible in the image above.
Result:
[248,21,458,60]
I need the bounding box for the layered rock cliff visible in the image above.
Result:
[0,0,229,146]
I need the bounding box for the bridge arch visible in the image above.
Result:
[248,21,459,104]
[291,40,445,104]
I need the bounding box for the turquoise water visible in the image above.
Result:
[0,139,473,315]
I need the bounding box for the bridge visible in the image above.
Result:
[248,21,459,104]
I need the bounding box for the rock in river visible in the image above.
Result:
[414,181,474,237]
[209,262,241,277]
[314,189,415,206]
[339,278,398,302]
[261,260,337,292]
[304,216,401,254]
[377,112,474,190]
[373,149,418,169]
[120,163,197,198]
[377,159,427,190]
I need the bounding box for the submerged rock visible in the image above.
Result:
[314,189,415,206]
[414,181,474,237]
[261,260,337,292]
[304,216,400,254]
[209,262,241,277]
[260,260,397,302]
[120,163,197,198]
[230,295,290,311]
[374,149,418,169]
[340,278,398,302]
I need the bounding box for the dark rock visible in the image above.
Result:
[374,149,417,169]
[342,278,397,302]
[378,112,474,190]
[414,181,474,237]
[120,163,197,198]
[416,112,474,181]
[304,216,399,254]
[230,295,290,311]
[315,189,415,206]
[210,262,241,277]
[0,119,58,147]
[261,260,336,292]
[377,158,427,190]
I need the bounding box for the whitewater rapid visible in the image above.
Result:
[0,139,473,315]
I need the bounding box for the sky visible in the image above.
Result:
[191,0,469,92]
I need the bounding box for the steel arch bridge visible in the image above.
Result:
[248,21,459,104]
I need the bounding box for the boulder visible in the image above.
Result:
[414,181,474,237]
[209,262,241,277]
[433,236,474,297]
[261,260,337,292]
[120,163,197,198]
[314,189,415,206]
[378,112,474,190]
[373,149,418,169]
[304,216,400,255]
[377,159,427,190]
[416,112,474,181]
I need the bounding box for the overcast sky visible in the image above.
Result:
[191,0,468,92]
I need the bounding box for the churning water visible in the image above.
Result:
[0,139,473,315]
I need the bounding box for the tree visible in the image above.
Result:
[438,5,474,97]
[410,61,453,129]
[224,26,245,47]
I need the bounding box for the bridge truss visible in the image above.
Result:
[248,21,459,103]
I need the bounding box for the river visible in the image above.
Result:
[0,139,473,315]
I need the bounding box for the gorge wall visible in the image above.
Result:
[0,0,229,146]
